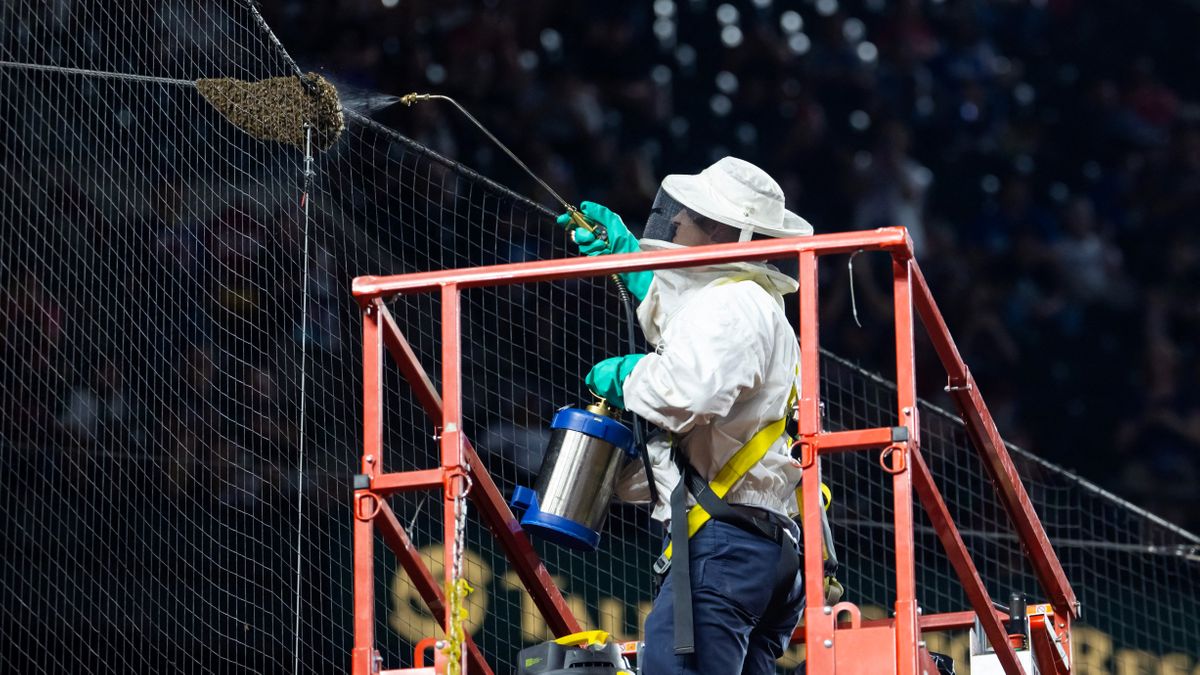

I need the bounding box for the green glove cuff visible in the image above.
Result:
[621,270,653,302]
[585,353,648,410]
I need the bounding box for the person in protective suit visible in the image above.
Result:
[558,157,814,675]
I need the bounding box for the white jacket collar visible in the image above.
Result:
[636,239,800,346]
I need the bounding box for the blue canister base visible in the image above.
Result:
[510,485,601,552]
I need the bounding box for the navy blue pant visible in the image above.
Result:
[641,520,804,675]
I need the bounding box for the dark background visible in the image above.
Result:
[257,0,1200,530]
[2,1,1199,673]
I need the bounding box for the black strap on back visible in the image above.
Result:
[669,474,695,655]
[683,467,774,540]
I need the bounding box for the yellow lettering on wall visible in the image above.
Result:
[389,545,492,643]
[637,601,652,636]
[1157,653,1193,675]
[500,570,554,642]
[386,556,1194,675]
[923,631,971,674]
[1073,626,1114,675]
[598,598,648,642]
[499,571,595,642]
[563,586,595,637]
[1115,648,1157,675]
[860,604,889,621]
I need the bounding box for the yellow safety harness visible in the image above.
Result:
[655,385,798,656]
[660,411,791,561]
[654,382,844,654]
[795,482,844,605]
[647,279,842,653]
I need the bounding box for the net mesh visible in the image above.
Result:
[820,351,1200,670]
[1,2,1198,674]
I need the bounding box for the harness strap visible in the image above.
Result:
[795,483,840,578]
[668,473,695,655]
[666,456,800,655]
[684,465,799,602]
[660,413,789,562]
[658,383,798,656]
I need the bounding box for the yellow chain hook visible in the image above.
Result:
[441,579,474,675]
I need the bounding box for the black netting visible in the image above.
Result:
[2,2,1198,674]
[821,351,1200,669]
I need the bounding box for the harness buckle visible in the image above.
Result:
[653,553,671,576]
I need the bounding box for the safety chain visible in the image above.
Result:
[443,471,474,675]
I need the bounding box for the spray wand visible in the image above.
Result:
[400,92,657,506]
[400,93,606,242]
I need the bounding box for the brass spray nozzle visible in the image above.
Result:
[587,399,618,419]
[399,93,431,106]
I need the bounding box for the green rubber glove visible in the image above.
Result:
[556,201,654,301]
[585,353,648,410]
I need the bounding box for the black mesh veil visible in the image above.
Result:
[643,187,689,243]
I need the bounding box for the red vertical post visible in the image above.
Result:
[891,257,920,675]
[353,302,384,675]
[797,251,834,672]
[440,284,466,674]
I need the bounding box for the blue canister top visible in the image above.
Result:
[550,407,636,458]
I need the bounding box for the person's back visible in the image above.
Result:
[624,261,802,520]
[560,157,813,674]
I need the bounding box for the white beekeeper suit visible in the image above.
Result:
[613,156,813,522]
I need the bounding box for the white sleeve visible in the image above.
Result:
[622,284,770,435]
[613,436,678,505]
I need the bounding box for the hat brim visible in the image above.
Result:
[662,173,813,238]
[767,210,815,237]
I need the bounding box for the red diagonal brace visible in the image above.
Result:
[1029,613,1071,675]
[377,299,443,420]
[463,438,582,636]
[376,301,581,637]
[910,263,1078,619]
[911,450,1025,675]
[375,500,493,675]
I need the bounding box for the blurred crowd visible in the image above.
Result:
[3,0,1199,531]
[1,175,324,507]
[266,0,1200,528]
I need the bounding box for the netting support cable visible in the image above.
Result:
[821,347,1200,545]
[289,122,315,675]
[0,60,196,87]
[245,0,305,78]
[344,110,557,219]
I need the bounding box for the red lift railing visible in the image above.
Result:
[350,226,1077,675]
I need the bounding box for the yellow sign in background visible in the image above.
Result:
[390,545,1197,674]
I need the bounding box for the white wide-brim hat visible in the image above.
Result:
[661,156,814,239]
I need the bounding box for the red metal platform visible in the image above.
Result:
[350,227,1076,674]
